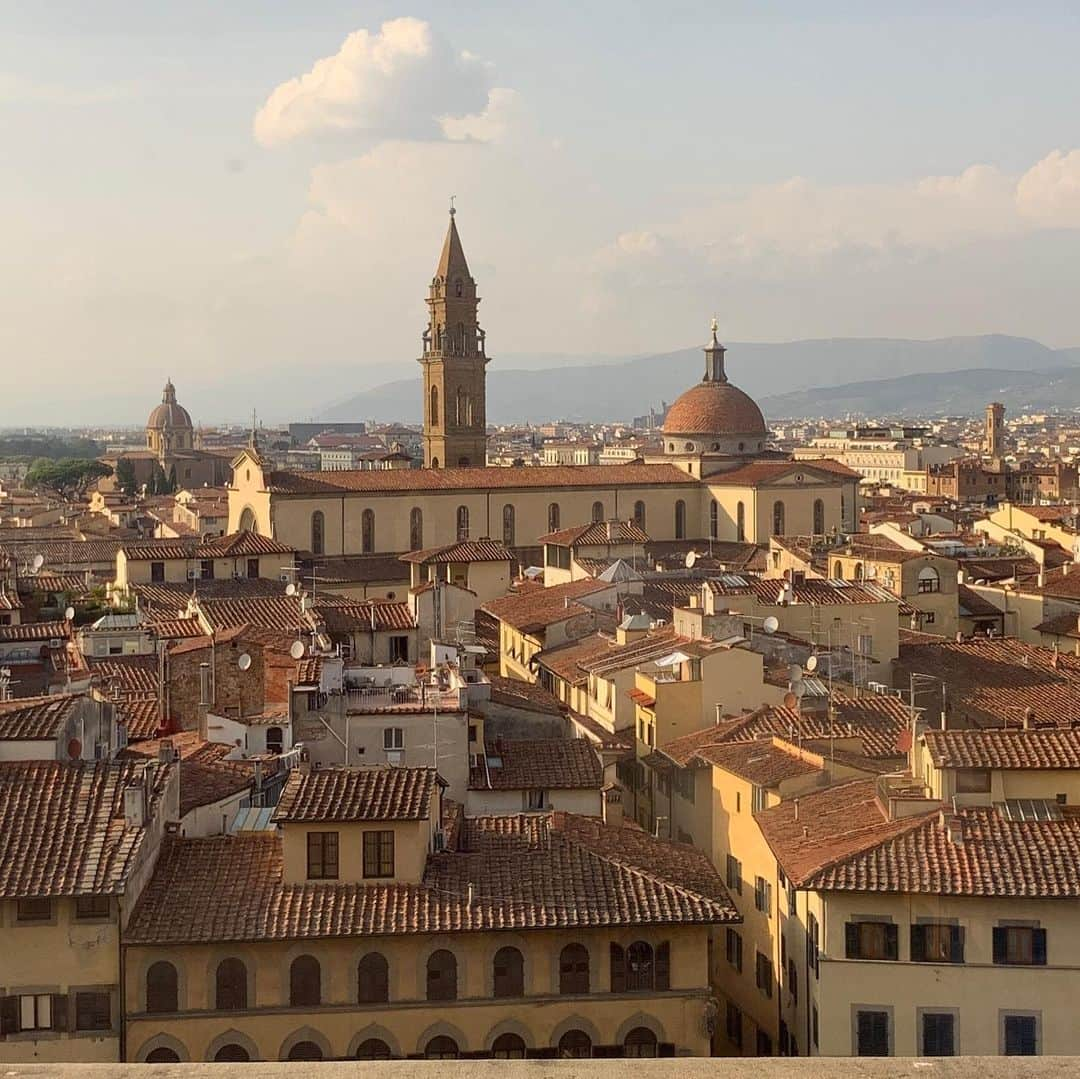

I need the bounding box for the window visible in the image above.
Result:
[306,831,339,880]
[845,920,899,960]
[363,830,395,878]
[788,959,798,1004]
[289,955,321,1007]
[427,949,457,1001]
[787,881,797,917]
[956,768,991,793]
[75,895,109,919]
[74,991,111,1032]
[357,952,389,1004]
[547,502,561,532]
[216,958,247,1010]
[633,500,646,530]
[558,1029,592,1058]
[772,500,785,536]
[146,961,178,1013]
[756,1030,773,1056]
[425,1036,459,1059]
[430,386,439,426]
[709,499,718,539]
[674,500,686,540]
[813,498,825,535]
[911,923,964,963]
[754,875,772,914]
[1003,1014,1039,1056]
[147,1048,182,1062]
[623,1027,657,1058]
[456,505,469,541]
[726,1002,743,1048]
[409,507,423,550]
[288,1041,323,1061]
[493,1033,526,1059]
[493,946,524,997]
[674,766,695,803]
[150,561,165,583]
[993,925,1046,966]
[245,557,259,579]
[310,511,325,556]
[356,1039,392,1060]
[736,501,746,542]
[725,854,742,894]
[383,726,404,751]
[361,508,375,553]
[388,635,409,663]
[725,927,743,972]
[856,1010,890,1056]
[18,994,55,1031]
[265,726,284,754]
[526,789,547,810]
[626,940,654,990]
[502,504,515,546]
[590,500,604,523]
[752,785,768,813]
[921,1012,956,1056]
[16,897,52,922]
[559,943,589,994]
[918,566,940,593]
[755,952,773,997]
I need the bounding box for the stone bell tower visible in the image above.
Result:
[419,205,489,469]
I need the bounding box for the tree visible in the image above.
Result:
[149,463,167,495]
[114,457,137,495]
[24,458,112,500]
[166,464,178,494]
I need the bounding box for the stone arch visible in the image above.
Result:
[237,506,256,532]
[549,1014,603,1051]
[134,1033,190,1063]
[483,1016,534,1052]
[204,947,257,1012]
[614,1011,666,1047]
[278,1026,333,1062]
[415,1019,469,1057]
[346,1023,402,1059]
[205,1028,261,1063]
[137,954,188,1013]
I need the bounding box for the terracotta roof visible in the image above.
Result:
[0,592,20,612]
[0,620,71,643]
[265,463,697,496]
[539,521,649,547]
[25,573,86,594]
[124,810,737,945]
[306,554,409,584]
[130,578,286,611]
[709,458,862,485]
[314,600,415,633]
[121,531,294,561]
[273,766,440,823]
[704,574,899,608]
[958,584,1004,619]
[113,696,163,741]
[295,656,322,686]
[0,759,172,897]
[469,739,603,790]
[88,655,159,695]
[482,579,614,634]
[146,617,205,640]
[663,379,767,437]
[689,738,822,787]
[400,539,515,564]
[0,694,79,741]
[484,674,566,717]
[923,728,1080,770]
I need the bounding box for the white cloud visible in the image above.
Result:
[253,17,501,147]
[1017,149,1080,226]
[439,87,518,143]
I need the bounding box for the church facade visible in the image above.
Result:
[229,213,859,556]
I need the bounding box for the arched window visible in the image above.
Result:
[559,943,589,994]
[456,388,466,425]
[547,502,561,533]
[736,501,746,542]
[214,1045,250,1063]
[493,946,524,997]
[147,1048,181,1063]
[430,386,439,426]
[626,940,655,991]
[674,500,686,540]
[361,508,375,554]
[146,960,178,1014]
[456,505,470,541]
[834,560,844,580]
[813,498,825,536]
[310,510,325,556]
[427,949,457,1001]
[215,958,247,1011]
[238,507,256,532]
[854,562,864,581]
[918,566,941,593]
[431,456,440,469]
[266,726,283,755]
[710,500,718,539]
[623,1027,658,1058]
[289,955,321,1007]
[772,500,785,537]
[357,952,389,1004]
[409,507,423,551]
[592,501,604,523]
[558,1030,592,1058]
[287,1042,323,1061]
[493,1033,526,1059]
[502,504,515,547]
[356,1039,391,1060]
[633,501,646,530]
[425,1036,459,1059]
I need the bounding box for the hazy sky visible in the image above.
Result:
[3,2,1080,425]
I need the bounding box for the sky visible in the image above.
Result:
[3,2,1080,425]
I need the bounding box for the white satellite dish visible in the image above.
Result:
[684,550,697,569]
[289,640,305,660]
[31,554,44,572]
[285,583,297,597]
[805,655,819,673]
[237,653,252,671]
[64,607,75,622]
[762,615,779,635]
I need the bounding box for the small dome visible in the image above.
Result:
[147,379,193,431]
[663,380,767,439]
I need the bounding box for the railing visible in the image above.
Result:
[345,684,463,712]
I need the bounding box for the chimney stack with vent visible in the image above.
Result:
[602,783,624,828]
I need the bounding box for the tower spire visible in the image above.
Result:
[436,203,471,280]
[703,317,727,383]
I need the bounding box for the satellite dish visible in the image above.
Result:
[783,691,798,709]
[31,554,44,572]
[64,607,75,622]
[67,738,82,760]
[805,655,819,673]
[289,640,305,660]
[762,615,779,635]
[237,653,252,671]
[285,583,297,596]
[684,550,697,569]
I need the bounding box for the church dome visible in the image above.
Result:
[663,380,767,438]
[147,379,193,431]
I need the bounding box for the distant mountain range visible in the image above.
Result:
[317,335,1080,423]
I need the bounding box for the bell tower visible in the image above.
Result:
[419,205,489,469]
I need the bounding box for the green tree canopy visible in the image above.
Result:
[114,457,137,495]
[24,458,112,499]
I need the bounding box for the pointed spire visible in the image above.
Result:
[249,408,260,452]
[436,202,471,280]
[703,317,727,383]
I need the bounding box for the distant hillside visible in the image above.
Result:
[318,335,1077,424]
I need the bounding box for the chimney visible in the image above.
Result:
[941,810,964,846]
[1038,567,1046,588]
[602,783,624,828]
[123,783,145,829]
[1024,707,1035,730]
[606,520,615,542]
[157,739,175,764]
[793,798,800,822]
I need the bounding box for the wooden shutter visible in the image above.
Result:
[950,925,965,964]
[845,922,859,958]
[910,924,925,962]
[609,944,626,993]
[992,927,1007,964]
[1032,928,1048,965]
[655,942,670,991]
[51,995,68,1032]
[885,923,899,960]
[0,996,17,1036]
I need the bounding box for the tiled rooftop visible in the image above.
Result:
[923,727,1080,770]
[482,579,613,634]
[468,738,603,790]
[272,766,440,823]
[0,693,80,741]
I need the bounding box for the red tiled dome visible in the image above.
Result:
[663,380,767,437]
[147,379,193,431]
